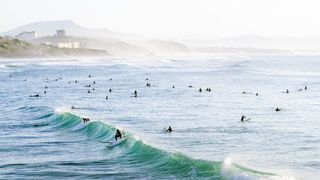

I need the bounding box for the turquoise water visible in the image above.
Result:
[1,55,319,179]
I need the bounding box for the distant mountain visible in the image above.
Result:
[1,20,139,40]
[183,34,320,50]
[1,19,193,56]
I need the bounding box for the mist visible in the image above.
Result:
[2,0,320,57]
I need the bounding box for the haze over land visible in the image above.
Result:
[1,0,320,57]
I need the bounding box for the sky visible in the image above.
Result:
[1,0,320,38]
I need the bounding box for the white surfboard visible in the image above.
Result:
[107,137,128,148]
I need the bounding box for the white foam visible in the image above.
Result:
[54,106,71,114]
[220,157,298,180]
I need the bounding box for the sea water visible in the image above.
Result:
[0,55,319,179]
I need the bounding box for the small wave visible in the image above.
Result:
[44,111,293,179]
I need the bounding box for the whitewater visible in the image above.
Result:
[0,55,319,179]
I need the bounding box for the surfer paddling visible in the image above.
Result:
[29,94,40,97]
[115,129,122,141]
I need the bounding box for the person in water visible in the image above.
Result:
[134,90,138,97]
[29,94,40,97]
[305,85,308,90]
[82,117,90,123]
[241,115,246,122]
[115,129,122,141]
[275,107,281,111]
[71,106,80,109]
[166,126,173,133]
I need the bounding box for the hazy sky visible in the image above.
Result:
[1,0,320,38]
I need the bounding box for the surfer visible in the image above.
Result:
[71,106,80,109]
[134,90,138,97]
[256,92,259,96]
[115,129,122,141]
[106,95,108,100]
[166,126,173,133]
[82,117,90,123]
[305,85,308,90]
[199,88,202,92]
[275,107,281,111]
[172,85,175,88]
[241,115,246,122]
[29,94,40,97]
[109,88,112,93]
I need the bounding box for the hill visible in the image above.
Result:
[1,20,138,40]
[0,37,108,58]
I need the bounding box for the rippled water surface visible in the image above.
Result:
[1,56,320,179]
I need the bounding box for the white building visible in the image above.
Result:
[58,41,81,49]
[15,31,37,41]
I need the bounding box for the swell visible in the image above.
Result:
[44,112,282,179]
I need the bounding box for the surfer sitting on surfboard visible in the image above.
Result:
[115,129,122,141]
[166,126,173,133]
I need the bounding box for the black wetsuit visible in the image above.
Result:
[115,130,122,141]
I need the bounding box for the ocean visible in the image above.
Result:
[0,55,319,179]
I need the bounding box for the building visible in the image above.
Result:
[56,29,66,37]
[58,41,83,49]
[15,31,37,41]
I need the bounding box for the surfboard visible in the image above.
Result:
[107,137,128,148]
[243,118,251,122]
